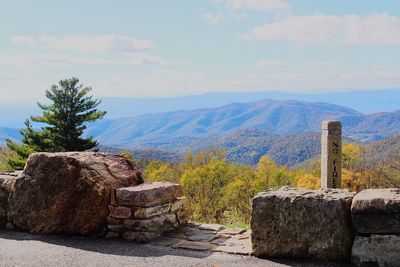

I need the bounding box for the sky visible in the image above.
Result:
[1,0,400,104]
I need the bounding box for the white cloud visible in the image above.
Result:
[0,73,16,81]
[0,53,166,68]
[10,35,155,54]
[127,53,167,65]
[0,53,117,67]
[313,62,337,68]
[257,60,289,68]
[215,71,400,92]
[221,0,289,12]
[244,13,400,45]
[204,12,223,25]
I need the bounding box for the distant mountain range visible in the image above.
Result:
[0,127,21,146]
[2,89,400,127]
[99,89,400,118]
[1,98,400,166]
[86,99,400,147]
[86,99,361,147]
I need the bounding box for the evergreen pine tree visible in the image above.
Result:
[6,77,106,169]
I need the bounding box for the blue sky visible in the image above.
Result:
[1,0,400,104]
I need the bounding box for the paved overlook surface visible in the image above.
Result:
[0,230,353,267]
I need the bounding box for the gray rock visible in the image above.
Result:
[116,182,182,207]
[218,228,247,236]
[212,237,253,255]
[352,235,400,267]
[186,232,217,242]
[172,240,215,251]
[109,205,132,219]
[106,216,123,225]
[197,223,225,232]
[124,213,177,232]
[171,197,185,213]
[107,224,124,233]
[133,203,171,219]
[251,186,355,261]
[176,210,188,225]
[0,175,16,227]
[352,188,400,234]
[104,231,120,238]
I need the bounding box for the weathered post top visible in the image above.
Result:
[321,120,342,189]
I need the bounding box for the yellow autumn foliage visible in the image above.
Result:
[143,144,400,226]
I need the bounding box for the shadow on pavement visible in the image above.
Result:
[0,229,354,267]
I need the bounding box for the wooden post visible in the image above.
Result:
[321,121,342,189]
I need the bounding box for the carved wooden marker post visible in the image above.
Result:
[321,121,342,189]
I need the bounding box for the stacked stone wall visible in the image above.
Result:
[350,188,400,266]
[106,182,187,242]
[251,186,400,265]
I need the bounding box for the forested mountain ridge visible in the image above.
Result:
[2,89,400,128]
[2,99,400,166]
[86,99,362,147]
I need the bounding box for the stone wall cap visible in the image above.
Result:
[118,182,180,192]
[253,186,355,201]
[116,182,183,207]
[352,188,400,214]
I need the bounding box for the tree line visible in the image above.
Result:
[143,144,400,227]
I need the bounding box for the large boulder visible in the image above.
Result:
[0,174,17,226]
[8,152,143,235]
[351,188,400,234]
[352,235,400,267]
[251,186,355,261]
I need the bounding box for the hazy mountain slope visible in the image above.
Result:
[96,129,321,166]
[341,110,400,142]
[88,99,360,147]
[99,89,400,118]
[365,134,400,166]
[0,127,20,146]
[2,99,400,167]
[3,89,400,128]
[186,129,321,166]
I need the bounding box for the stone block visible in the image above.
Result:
[107,224,124,233]
[122,231,160,242]
[171,197,185,213]
[251,186,355,261]
[352,188,400,234]
[212,237,252,255]
[5,222,14,230]
[108,205,132,219]
[352,235,400,267]
[106,216,123,225]
[172,240,215,251]
[198,223,225,232]
[218,228,246,236]
[176,210,188,225]
[105,231,120,238]
[116,182,182,207]
[124,213,177,232]
[133,203,171,219]
[110,189,118,206]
